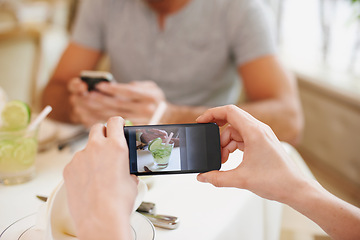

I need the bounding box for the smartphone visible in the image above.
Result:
[80,70,114,91]
[124,123,221,176]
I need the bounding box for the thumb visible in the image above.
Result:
[197,170,237,188]
[68,78,88,94]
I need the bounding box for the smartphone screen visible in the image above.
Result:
[124,123,221,175]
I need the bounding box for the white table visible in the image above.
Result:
[0,142,284,240]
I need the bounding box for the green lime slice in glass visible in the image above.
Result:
[0,140,15,163]
[1,100,31,130]
[148,137,162,151]
[13,138,37,166]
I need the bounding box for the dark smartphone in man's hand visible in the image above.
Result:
[124,123,221,176]
[80,70,114,91]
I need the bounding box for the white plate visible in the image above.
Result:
[0,212,155,240]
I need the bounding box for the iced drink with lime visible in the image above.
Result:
[149,138,174,169]
[0,128,38,184]
[0,100,38,185]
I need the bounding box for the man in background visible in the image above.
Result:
[42,0,303,145]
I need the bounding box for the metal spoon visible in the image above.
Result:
[139,212,179,230]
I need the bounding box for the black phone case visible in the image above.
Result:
[80,77,110,91]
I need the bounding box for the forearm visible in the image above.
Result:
[239,98,303,145]
[41,42,102,123]
[41,82,73,123]
[161,103,208,124]
[237,55,304,145]
[285,179,360,240]
[162,98,303,144]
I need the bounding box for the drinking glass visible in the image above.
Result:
[150,141,174,169]
[0,127,38,185]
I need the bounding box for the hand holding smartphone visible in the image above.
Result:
[80,70,114,91]
[124,123,221,176]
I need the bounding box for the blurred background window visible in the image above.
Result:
[266,0,360,95]
[264,0,360,214]
[0,0,72,110]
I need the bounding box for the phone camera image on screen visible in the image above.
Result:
[124,123,221,175]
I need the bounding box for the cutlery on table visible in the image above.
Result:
[137,201,179,230]
[38,130,89,152]
[36,195,48,202]
[138,211,179,230]
[36,196,179,230]
[57,131,89,150]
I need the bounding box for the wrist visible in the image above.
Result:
[77,213,132,240]
[161,103,207,124]
[76,200,133,240]
[282,177,324,210]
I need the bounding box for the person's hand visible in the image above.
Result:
[68,77,106,127]
[96,81,166,124]
[68,79,166,126]
[196,105,306,203]
[68,78,133,127]
[63,117,137,240]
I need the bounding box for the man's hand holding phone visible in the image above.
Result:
[96,81,166,124]
[67,71,167,127]
[68,77,109,127]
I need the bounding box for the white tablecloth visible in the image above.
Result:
[0,142,284,240]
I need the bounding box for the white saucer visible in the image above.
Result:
[0,212,155,240]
